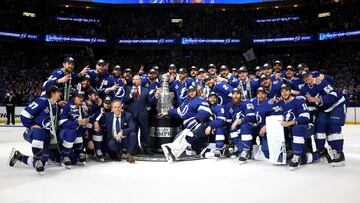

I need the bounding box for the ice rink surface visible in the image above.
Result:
[0,125,359,203]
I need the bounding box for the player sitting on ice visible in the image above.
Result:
[9,85,62,175]
[225,88,256,164]
[58,90,89,169]
[276,84,320,170]
[159,85,213,162]
[205,92,227,158]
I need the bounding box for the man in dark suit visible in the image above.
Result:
[124,75,160,155]
[5,90,16,125]
[95,100,137,163]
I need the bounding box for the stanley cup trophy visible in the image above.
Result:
[149,74,180,153]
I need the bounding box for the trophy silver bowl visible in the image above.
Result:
[156,74,173,115]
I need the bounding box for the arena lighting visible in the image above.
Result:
[256,16,300,23]
[252,35,313,43]
[0,30,39,40]
[181,38,240,45]
[22,12,36,18]
[56,16,100,23]
[117,38,177,45]
[318,12,331,18]
[74,0,282,5]
[45,34,107,44]
[171,19,183,23]
[319,30,360,41]
[65,5,70,8]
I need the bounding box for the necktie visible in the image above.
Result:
[136,87,140,101]
[116,117,121,134]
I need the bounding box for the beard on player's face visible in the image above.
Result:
[286,70,294,78]
[232,93,241,103]
[208,96,217,105]
[64,62,74,73]
[257,92,267,103]
[281,90,291,101]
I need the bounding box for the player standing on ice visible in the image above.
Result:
[300,70,346,166]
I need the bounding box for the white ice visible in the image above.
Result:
[0,125,359,203]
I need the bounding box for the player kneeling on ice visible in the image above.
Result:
[58,90,89,169]
[94,100,137,163]
[9,85,61,175]
[225,88,256,164]
[276,84,320,170]
[206,92,228,158]
[159,85,213,162]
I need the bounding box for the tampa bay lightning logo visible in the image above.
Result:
[41,116,51,130]
[218,96,224,105]
[256,112,262,124]
[115,87,125,98]
[179,105,189,117]
[229,107,233,114]
[236,112,245,119]
[284,110,296,121]
[180,88,188,100]
[96,80,106,91]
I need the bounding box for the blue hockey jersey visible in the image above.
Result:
[209,104,226,129]
[87,69,110,95]
[225,99,256,124]
[59,101,87,130]
[168,96,212,128]
[299,79,345,112]
[251,97,281,128]
[230,79,259,99]
[210,81,234,106]
[263,80,283,99]
[170,78,195,105]
[43,68,79,101]
[20,96,58,130]
[275,96,310,125]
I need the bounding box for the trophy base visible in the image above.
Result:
[149,116,181,153]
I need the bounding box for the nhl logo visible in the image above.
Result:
[44,108,50,114]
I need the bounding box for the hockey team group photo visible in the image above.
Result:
[1,0,359,203]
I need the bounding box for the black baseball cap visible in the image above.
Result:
[198,68,206,73]
[220,65,228,71]
[274,60,282,65]
[96,59,106,66]
[153,66,160,71]
[64,57,75,63]
[281,84,291,91]
[232,88,241,94]
[298,63,308,70]
[190,66,198,71]
[45,85,62,97]
[169,64,176,69]
[124,68,132,73]
[263,63,272,69]
[188,85,196,92]
[179,68,187,74]
[231,68,238,72]
[113,65,121,70]
[104,96,112,104]
[82,74,91,81]
[285,65,295,71]
[208,64,216,69]
[73,90,85,98]
[208,91,218,98]
[256,87,267,93]
[149,69,156,73]
[301,70,311,78]
[204,74,213,82]
[260,74,270,81]
[255,66,263,71]
[239,66,248,73]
